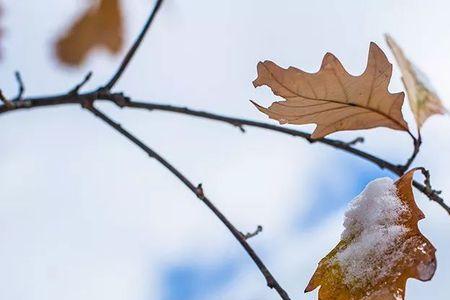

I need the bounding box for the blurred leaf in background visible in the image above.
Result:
[54,0,124,66]
[386,34,447,128]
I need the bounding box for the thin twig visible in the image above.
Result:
[241,225,263,240]
[402,132,422,172]
[103,0,164,90]
[408,167,450,214]
[14,71,25,100]
[85,104,292,300]
[343,136,365,146]
[69,71,93,95]
[417,167,442,195]
[413,181,449,213]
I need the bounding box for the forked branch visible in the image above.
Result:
[85,104,292,300]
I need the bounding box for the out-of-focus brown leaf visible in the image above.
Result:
[305,169,436,300]
[385,35,447,128]
[252,43,409,139]
[55,0,124,66]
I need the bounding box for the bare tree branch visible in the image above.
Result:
[1,93,448,214]
[85,104,292,300]
[0,94,403,171]
[122,99,403,171]
[103,0,164,90]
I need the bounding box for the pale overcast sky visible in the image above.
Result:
[0,1,449,299]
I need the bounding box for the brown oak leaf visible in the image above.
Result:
[252,43,409,139]
[305,169,436,300]
[385,34,447,128]
[55,0,124,66]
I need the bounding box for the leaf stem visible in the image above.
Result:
[402,130,422,172]
[14,71,25,100]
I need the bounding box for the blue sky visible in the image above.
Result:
[162,257,241,300]
[1,0,450,299]
[161,155,391,300]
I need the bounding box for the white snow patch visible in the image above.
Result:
[336,177,410,288]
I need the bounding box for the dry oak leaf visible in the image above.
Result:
[55,0,124,66]
[252,43,409,139]
[385,34,447,128]
[305,169,436,300]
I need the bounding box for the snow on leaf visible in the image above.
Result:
[305,169,436,300]
[251,43,409,139]
[385,34,447,128]
[55,0,124,66]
